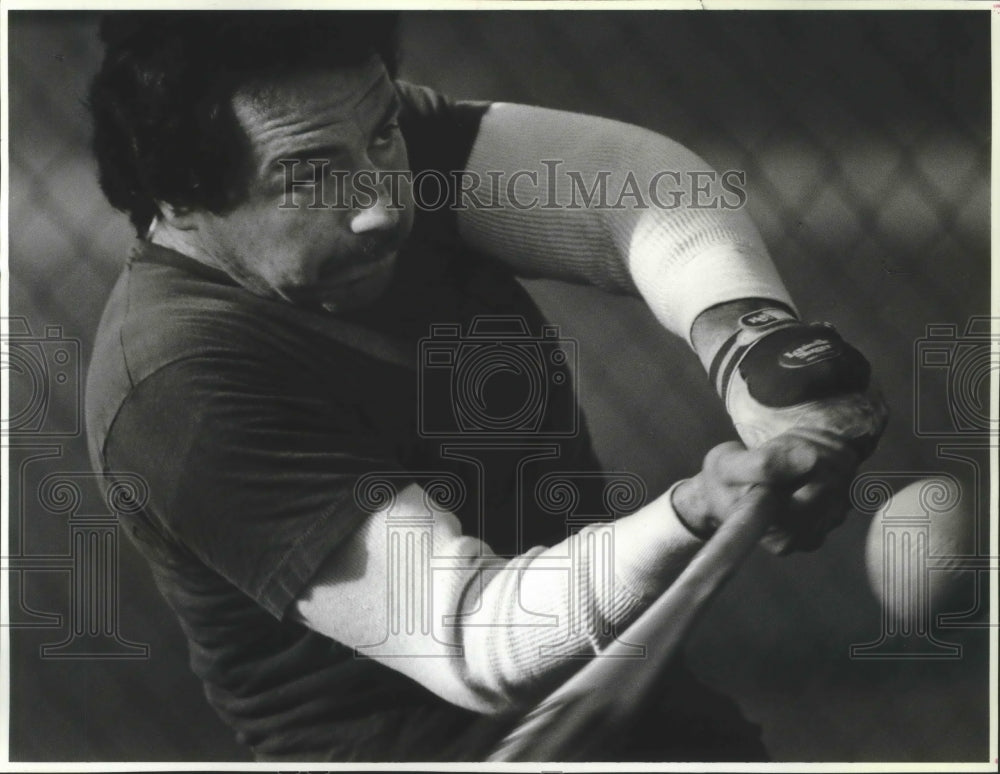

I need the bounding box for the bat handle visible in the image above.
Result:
[489,484,781,762]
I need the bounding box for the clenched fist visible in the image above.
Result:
[672,430,861,555]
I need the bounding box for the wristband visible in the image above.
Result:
[668,478,716,542]
[708,306,799,398]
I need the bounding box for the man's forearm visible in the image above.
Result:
[294,482,705,715]
[459,103,797,356]
[456,482,703,709]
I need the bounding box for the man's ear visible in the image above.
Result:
[156,201,200,231]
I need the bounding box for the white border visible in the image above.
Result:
[0,0,993,9]
[0,1,996,771]
[0,0,10,764]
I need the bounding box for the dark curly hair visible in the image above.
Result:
[88,12,400,236]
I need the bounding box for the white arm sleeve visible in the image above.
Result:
[458,103,796,344]
[294,482,701,715]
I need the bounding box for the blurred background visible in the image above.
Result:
[4,9,992,763]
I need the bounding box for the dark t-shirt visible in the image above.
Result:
[85,81,603,761]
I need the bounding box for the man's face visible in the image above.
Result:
[189,58,414,313]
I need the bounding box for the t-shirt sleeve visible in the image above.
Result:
[102,353,404,620]
[395,80,491,240]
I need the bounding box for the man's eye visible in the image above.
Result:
[372,122,400,147]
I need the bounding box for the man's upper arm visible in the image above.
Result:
[454,102,645,290]
[292,482,511,714]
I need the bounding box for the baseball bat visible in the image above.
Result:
[488,484,780,762]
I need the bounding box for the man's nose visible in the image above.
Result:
[349,186,400,235]
[350,200,398,234]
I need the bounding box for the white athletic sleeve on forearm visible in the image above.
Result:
[457,103,797,344]
[294,482,701,714]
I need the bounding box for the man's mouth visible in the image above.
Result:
[288,249,397,311]
[326,249,397,286]
[282,244,401,310]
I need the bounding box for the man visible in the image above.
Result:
[85,12,886,762]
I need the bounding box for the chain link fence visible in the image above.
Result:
[4,9,991,762]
